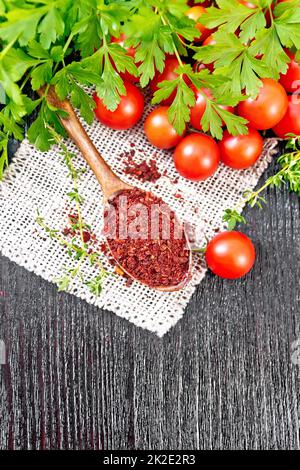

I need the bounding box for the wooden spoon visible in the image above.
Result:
[39,86,192,292]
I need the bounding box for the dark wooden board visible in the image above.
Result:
[0,158,300,450]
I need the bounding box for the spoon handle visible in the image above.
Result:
[38,86,131,199]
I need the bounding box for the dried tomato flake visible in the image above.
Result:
[105,189,190,288]
[82,230,91,243]
[122,150,161,183]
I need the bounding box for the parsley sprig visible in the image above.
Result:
[194,0,300,96]
[0,0,300,177]
[0,0,140,171]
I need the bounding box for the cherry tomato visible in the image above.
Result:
[93,81,144,130]
[144,106,184,149]
[206,231,256,279]
[111,34,140,83]
[279,50,300,93]
[173,133,220,181]
[190,87,235,131]
[273,95,300,138]
[185,6,211,43]
[150,57,187,106]
[219,127,263,170]
[237,78,288,130]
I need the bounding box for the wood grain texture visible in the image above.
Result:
[0,159,300,450]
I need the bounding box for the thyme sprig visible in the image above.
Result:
[36,126,109,295]
[223,136,300,230]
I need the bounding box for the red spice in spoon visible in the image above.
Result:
[104,189,190,288]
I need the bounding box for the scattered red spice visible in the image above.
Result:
[104,189,190,288]
[62,226,73,237]
[121,149,161,183]
[125,277,134,287]
[161,169,179,185]
[82,230,91,243]
[63,213,98,248]
[62,211,136,285]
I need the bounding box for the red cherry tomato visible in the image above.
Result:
[219,127,263,170]
[93,81,144,130]
[237,78,288,130]
[190,87,235,131]
[185,6,211,43]
[150,57,189,106]
[279,50,300,94]
[111,34,140,83]
[173,133,220,181]
[144,106,184,149]
[206,231,256,279]
[273,95,300,138]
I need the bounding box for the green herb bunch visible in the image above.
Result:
[0,0,299,179]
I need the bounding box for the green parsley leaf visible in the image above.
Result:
[199,0,263,36]
[135,37,165,87]
[27,111,53,152]
[52,68,70,100]
[107,42,138,78]
[0,110,24,140]
[31,61,53,90]
[152,77,178,105]
[249,26,290,79]
[38,7,65,49]
[75,14,102,58]
[3,48,39,82]
[96,56,126,111]
[168,79,195,135]
[27,39,51,60]
[0,63,23,105]
[67,62,102,87]
[0,6,45,46]
[70,82,95,124]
